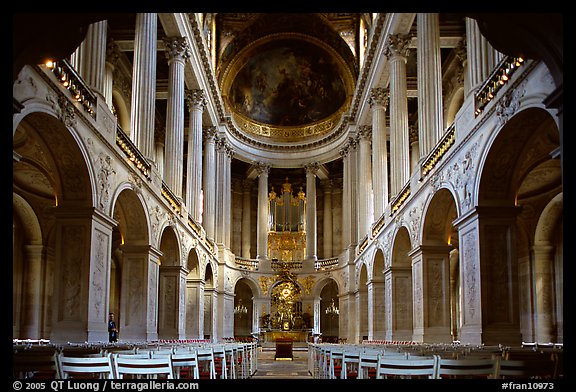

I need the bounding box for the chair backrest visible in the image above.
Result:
[328,349,344,379]
[113,354,174,379]
[212,346,228,379]
[58,353,114,379]
[436,356,497,379]
[196,348,216,379]
[375,355,438,379]
[358,352,380,379]
[341,350,361,379]
[13,350,60,379]
[171,351,200,379]
[495,358,556,379]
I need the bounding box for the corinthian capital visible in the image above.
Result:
[383,33,411,59]
[164,37,190,62]
[186,89,207,111]
[369,87,389,109]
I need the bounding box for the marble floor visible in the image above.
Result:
[251,347,313,379]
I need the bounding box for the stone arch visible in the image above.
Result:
[413,188,459,343]
[203,262,215,340]
[387,226,413,341]
[473,106,560,345]
[233,278,256,338]
[318,278,340,342]
[184,247,202,339]
[110,187,152,341]
[358,262,369,342]
[13,111,95,342]
[532,193,563,343]
[445,86,464,127]
[370,248,386,340]
[157,225,183,339]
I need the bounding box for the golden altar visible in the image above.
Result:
[262,330,310,343]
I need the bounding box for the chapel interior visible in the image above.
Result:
[12,12,564,379]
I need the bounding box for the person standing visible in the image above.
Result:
[108,312,118,342]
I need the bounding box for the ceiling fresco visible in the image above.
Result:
[229,38,347,127]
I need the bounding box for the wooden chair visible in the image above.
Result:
[212,346,228,379]
[196,348,217,379]
[113,354,174,379]
[358,352,380,379]
[327,349,344,379]
[435,356,498,379]
[375,355,438,379]
[341,350,361,379]
[13,349,60,379]
[171,351,200,379]
[57,353,114,379]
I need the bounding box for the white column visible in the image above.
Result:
[202,127,217,240]
[256,163,270,261]
[322,180,333,259]
[465,18,503,96]
[223,145,233,249]
[163,37,189,199]
[242,180,252,259]
[215,139,225,246]
[104,40,120,110]
[73,20,107,96]
[155,139,164,178]
[357,126,373,239]
[409,125,420,174]
[305,163,319,262]
[369,88,389,218]
[384,33,411,197]
[185,89,206,222]
[340,139,358,255]
[130,13,157,160]
[417,13,444,158]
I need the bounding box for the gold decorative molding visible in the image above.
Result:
[231,109,347,142]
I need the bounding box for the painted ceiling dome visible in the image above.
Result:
[217,14,359,147]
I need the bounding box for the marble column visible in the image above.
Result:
[465,18,504,96]
[154,139,164,178]
[322,180,333,259]
[185,89,207,222]
[202,127,217,240]
[357,126,373,239]
[305,163,319,262]
[223,145,233,249]
[417,13,444,158]
[532,244,557,343]
[163,37,189,199]
[340,139,358,256]
[369,87,389,218]
[129,13,157,160]
[104,40,120,110]
[215,139,226,246]
[20,245,44,339]
[409,125,420,174]
[242,180,252,259]
[256,163,270,261]
[71,20,107,96]
[384,33,411,197]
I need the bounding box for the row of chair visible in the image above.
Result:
[309,343,562,379]
[13,342,258,379]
